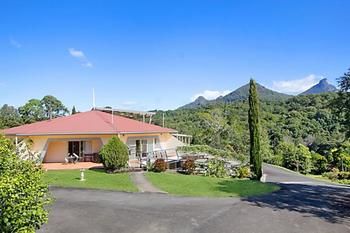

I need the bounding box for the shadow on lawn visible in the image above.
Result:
[241,183,350,224]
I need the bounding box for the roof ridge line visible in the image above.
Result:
[94,110,118,133]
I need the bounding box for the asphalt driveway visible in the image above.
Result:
[38,165,350,233]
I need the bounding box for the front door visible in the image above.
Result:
[69,141,81,156]
[135,139,148,159]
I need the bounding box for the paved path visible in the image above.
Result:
[263,163,334,185]
[38,165,350,233]
[130,172,166,193]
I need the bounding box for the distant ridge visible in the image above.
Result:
[299,79,337,95]
[179,82,291,109]
[180,96,209,109]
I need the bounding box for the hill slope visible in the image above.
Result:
[180,96,209,109]
[300,79,337,95]
[179,82,291,109]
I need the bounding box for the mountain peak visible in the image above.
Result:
[319,78,328,84]
[178,81,291,109]
[300,78,337,95]
[195,96,207,101]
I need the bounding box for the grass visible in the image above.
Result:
[146,172,280,197]
[306,174,350,185]
[43,169,138,192]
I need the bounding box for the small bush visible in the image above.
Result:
[182,159,196,174]
[337,172,350,180]
[0,135,51,233]
[99,136,129,172]
[207,158,227,178]
[322,168,340,180]
[238,166,250,178]
[322,168,350,182]
[152,159,167,172]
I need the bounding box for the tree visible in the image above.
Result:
[19,99,45,123]
[0,104,22,128]
[71,106,77,115]
[40,95,68,119]
[99,136,129,171]
[0,135,51,232]
[311,151,328,174]
[280,142,312,174]
[295,144,312,174]
[248,79,262,180]
[335,68,350,138]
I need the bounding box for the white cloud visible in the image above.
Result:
[83,62,93,68]
[191,90,231,101]
[9,38,22,48]
[271,74,323,94]
[68,48,93,68]
[68,48,85,58]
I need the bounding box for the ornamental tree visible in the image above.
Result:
[248,79,262,180]
[99,136,129,171]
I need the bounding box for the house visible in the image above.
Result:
[3,110,184,166]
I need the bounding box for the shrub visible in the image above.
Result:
[0,135,51,233]
[280,142,312,174]
[322,168,340,180]
[337,171,350,180]
[323,167,350,180]
[207,158,227,178]
[311,152,328,174]
[182,159,196,174]
[99,136,129,172]
[152,159,167,172]
[238,166,250,178]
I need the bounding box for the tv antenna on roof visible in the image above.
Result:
[92,88,96,110]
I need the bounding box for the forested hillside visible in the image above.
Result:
[153,92,349,175]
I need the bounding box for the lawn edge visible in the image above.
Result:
[145,172,281,198]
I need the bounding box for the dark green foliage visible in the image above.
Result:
[152,91,345,175]
[311,152,328,174]
[1,95,68,129]
[40,95,69,119]
[0,135,51,233]
[71,106,77,115]
[182,159,196,174]
[18,99,45,123]
[248,79,262,180]
[152,159,167,172]
[99,136,129,171]
[334,68,350,138]
[0,104,22,128]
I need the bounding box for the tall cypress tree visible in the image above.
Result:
[248,79,262,180]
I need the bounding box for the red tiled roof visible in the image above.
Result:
[3,111,176,136]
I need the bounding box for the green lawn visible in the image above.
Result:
[146,172,280,197]
[306,174,350,185]
[43,169,138,192]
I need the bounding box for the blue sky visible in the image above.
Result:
[1,0,349,111]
